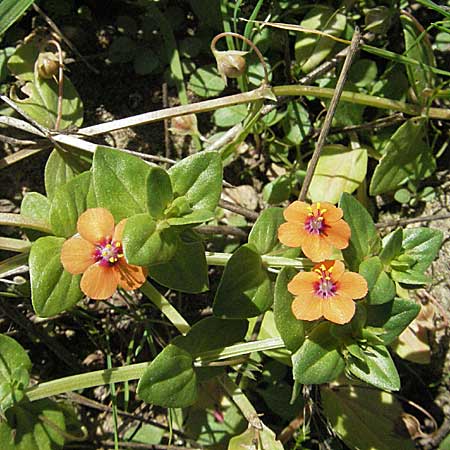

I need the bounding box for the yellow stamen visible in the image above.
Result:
[115,241,121,247]
[117,253,123,258]
[320,208,327,214]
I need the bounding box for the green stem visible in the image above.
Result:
[0,213,52,233]
[25,338,286,402]
[26,362,148,402]
[140,281,190,335]
[0,237,31,253]
[206,252,313,269]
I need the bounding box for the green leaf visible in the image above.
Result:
[339,193,381,271]
[0,334,31,412]
[92,146,151,221]
[1,399,66,450]
[248,207,284,255]
[45,149,90,201]
[188,65,226,98]
[228,423,284,450]
[147,166,173,219]
[0,47,14,83]
[282,101,311,145]
[359,256,395,305]
[347,345,400,391]
[274,268,305,352]
[322,383,414,450]
[21,192,50,224]
[213,104,248,128]
[380,228,403,264]
[295,6,346,73]
[213,244,273,319]
[348,58,378,88]
[7,42,38,81]
[137,344,198,408]
[29,236,83,317]
[401,13,436,101]
[309,145,368,204]
[11,75,83,130]
[167,209,214,227]
[262,175,292,205]
[369,118,436,195]
[169,151,222,212]
[0,0,35,36]
[366,298,421,345]
[49,172,91,238]
[148,237,209,293]
[174,317,248,357]
[122,214,178,266]
[401,227,443,273]
[292,322,345,384]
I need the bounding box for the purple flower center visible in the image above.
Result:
[304,203,328,235]
[313,264,338,299]
[314,278,337,299]
[93,239,124,267]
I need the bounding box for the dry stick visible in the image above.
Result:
[375,212,450,228]
[218,199,259,221]
[32,3,99,74]
[0,96,65,152]
[298,28,361,201]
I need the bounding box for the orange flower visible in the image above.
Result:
[278,201,351,262]
[288,260,368,325]
[61,208,147,300]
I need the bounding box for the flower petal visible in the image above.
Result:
[283,201,310,223]
[61,236,95,274]
[338,272,368,299]
[77,208,115,244]
[321,203,343,222]
[324,219,351,250]
[116,260,147,290]
[113,219,127,242]
[301,235,332,262]
[330,260,345,281]
[322,293,355,324]
[278,222,308,248]
[288,272,319,296]
[80,263,119,300]
[291,293,323,321]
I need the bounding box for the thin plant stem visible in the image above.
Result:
[299,28,361,201]
[47,39,64,131]
[25,338,286,402]
[0,213,52,233]
[139,281,190,335]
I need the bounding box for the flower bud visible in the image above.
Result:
[213,50,247,84]
[36,52,60,79]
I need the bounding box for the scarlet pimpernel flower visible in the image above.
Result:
[61,208,147,300]
[278,201,351,262]
[288,260,368,325]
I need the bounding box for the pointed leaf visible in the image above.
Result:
[274,267,305,352]
[49,172,91,237]
[147,166,173,219]
[339,193,381,271]
[148,237,209,293]
[92,146,151,222]
[292,322,345,384]
[348,345,400,391]
[29,236,83,317]
[213,244,273,319]
[168,151,222,211]
[248,207,285,255]
[122,214,178,266]
[137,344,198,408]
[359,256,395,305]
